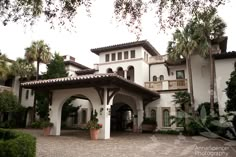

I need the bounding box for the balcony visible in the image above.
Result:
[144,79,188,91]
[0,85,12,93]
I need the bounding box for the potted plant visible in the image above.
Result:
[141,118,157,133]
[87,110,102,140]
[41,120,53,136]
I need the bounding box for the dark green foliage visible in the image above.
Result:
[35,53,67,119]
[172,91,191,111]
[225,63,236,132]
[30,120,42,128]
[0,91,20,113]
[0,129,36,157]
[35,92,49,119]
[225,66,236,112]
[43,53,68,79]
[197,102,219,116]
[61,97,79,122]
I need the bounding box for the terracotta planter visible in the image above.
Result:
[90,129,99,140]
[43,127,51,136]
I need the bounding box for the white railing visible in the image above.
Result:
[144,79,187,91]
[0,85,12,92]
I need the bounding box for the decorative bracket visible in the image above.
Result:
[107,88,120,105]
[95,87,104,105]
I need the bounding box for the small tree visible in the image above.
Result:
[0,91,20,123]
[225,62,236,131]
[35,53,67,119]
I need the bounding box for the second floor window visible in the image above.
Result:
[112,53,116,61]
[131,50,135,58]
[124,51,129,59]
[105,54,109,62]
[176,70,185,79]
[118,52,122,60]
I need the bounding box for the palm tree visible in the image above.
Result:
[167,23,199,116]
[10,58,35,102]
[0,53,9,80]
[25,40,52,80]
[193,7,226,113]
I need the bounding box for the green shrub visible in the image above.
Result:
[0,129,36,157]
[185,121,203,136]
[31,121,42,128]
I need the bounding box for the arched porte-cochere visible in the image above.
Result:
[111,93,138,133]
[21,74,159,139]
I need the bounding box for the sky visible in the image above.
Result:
[0,0,236,68]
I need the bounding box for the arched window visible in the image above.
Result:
[117,67,124,77]
[163,109,170,127]
[176,109,184,127]
[160,75,164,81]
[151,109,156,121]
[127,66,134,82]
[107,68,113,73]
[153,75,157,81]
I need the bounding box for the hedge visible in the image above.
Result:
[0,129,36,157]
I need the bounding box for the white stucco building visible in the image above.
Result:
[1,39,235,139]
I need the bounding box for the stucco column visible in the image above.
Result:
[136,97,144,132]
[49,93,62,136]
[97,88,113,139]
[124,70,128,79]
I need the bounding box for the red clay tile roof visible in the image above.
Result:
[21,73,159,99]
[91,40,160,56]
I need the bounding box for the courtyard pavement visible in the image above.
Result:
[19,129,236,157]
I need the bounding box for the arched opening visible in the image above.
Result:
[111,93,137,134]
[107,68,113,73]
[60,95,92,131]
[117,67,124,77]
[153,75,157,81]
[127,66,134,82]
[160,75,164,81]
[111,103,133,132]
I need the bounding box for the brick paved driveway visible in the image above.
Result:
[19,129,236,157]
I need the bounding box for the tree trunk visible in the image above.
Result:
[209,49,215,114]
[33,59,40,122]
[186,55,195,116]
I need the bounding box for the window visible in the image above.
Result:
[151,109,156,121]
[163,109,170,127]
[81,109,87,124]
[105,54,110,62]
[31,89,34,96]
[159,75,164,81]
[176,109,184,127]
[112,53,116,61]
[118,52,122,60]
[176,70,185,79]
[153,76,157,81]
[131,50,135,58]
[25,90,29,99]
[124,51,129,59]
[127,66,134,82]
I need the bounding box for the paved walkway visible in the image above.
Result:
[19,129,236,157]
